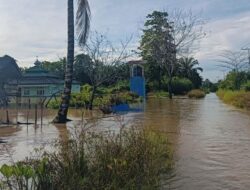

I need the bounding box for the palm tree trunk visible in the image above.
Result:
[53,0,74,123]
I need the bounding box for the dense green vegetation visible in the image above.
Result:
[139,11,204,98]
[20,10,205,104]
[0,127,172,190]
[47,83,141,110]
[217,89,250,109]
[216,70,250,109]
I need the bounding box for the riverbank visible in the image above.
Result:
[217,89,250,110]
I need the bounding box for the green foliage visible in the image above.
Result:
[217,89,250,109]
[187,89,206,99]
[171,77,193,95]
[202,79,218,93]
[241,81,250,91]
[74,54,93,84]
[219,71,248,90]
[139,11,176,95]
[177,57,203,88]
[47,83,140,110]
[0,127,172,190]
[42,58,66,79]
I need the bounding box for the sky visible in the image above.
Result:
[0,0,250,81]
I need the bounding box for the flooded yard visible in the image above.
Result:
[1,93,250,189]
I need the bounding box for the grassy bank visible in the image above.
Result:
[0,126,172,190]
[217,89,250,109]
[147,91,169,98]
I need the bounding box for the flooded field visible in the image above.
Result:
[1,93,250,190]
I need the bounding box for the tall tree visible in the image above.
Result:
[140,11,177,98]
[42,58,66,79]
[217,50,248,90]
[54,0,90,123]
[79,32,131,110]
[178,57,202,78]
[178,57,203,88]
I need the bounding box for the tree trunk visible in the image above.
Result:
[53,0,74,123]
[158,66,162,90]
[168,77,173,99]
[89,86,96,110]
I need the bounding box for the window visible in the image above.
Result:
[24,89,30,96]
[133,65,143,77]
[37,88,45,96]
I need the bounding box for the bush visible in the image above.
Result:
[47,99,60,109]
[188,89,206,99]
[171,77,193,95]
[242,81,250,91]
[217,89,250,109]
[0,126,172,190]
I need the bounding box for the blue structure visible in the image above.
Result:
[128,60,146,98]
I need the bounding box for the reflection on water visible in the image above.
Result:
[1,94,250,189]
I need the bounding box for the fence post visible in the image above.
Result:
[35,104,38,125]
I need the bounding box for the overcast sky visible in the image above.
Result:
[0,0,250,81]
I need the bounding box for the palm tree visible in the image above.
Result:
[53,0,90,123]
[178,57,203,79]
[178,57,203,88]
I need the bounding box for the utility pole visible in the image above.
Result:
[242,47,250,71]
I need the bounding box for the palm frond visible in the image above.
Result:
[76,0,91,47]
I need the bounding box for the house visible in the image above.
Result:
[1,56,80,105]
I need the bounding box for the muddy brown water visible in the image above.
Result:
[1,93,250,190]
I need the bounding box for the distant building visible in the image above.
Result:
[0,55,80,105]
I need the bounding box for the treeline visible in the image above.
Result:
[215,50,250,109]
[40,10,205,101]
[139,11,205,98]
[20,10,206,107]
[216,70,250,110]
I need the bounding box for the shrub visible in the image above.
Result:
[0,126,172,190]
[171,77,193,95]
[242,81,250,91]
[217,89,250,109]
[188,89,206,99]
[47,99,60,109]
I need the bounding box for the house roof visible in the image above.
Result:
[23,59,59,78]
[3,57,80,86]
[7,77,80,86]
[127,60,146,65]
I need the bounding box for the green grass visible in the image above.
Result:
[0,126,173,190]
[147,91,169,98]
[217,89,250,109]
[187,89,206,99]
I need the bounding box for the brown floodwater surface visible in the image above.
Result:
[1,93,250,190]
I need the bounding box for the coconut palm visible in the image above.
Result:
[54,0,90,123]
[178,57,203,88]
[178,57,203,79]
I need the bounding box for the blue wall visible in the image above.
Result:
[130,76,145,97]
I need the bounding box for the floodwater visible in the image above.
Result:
[1,93,250,190]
